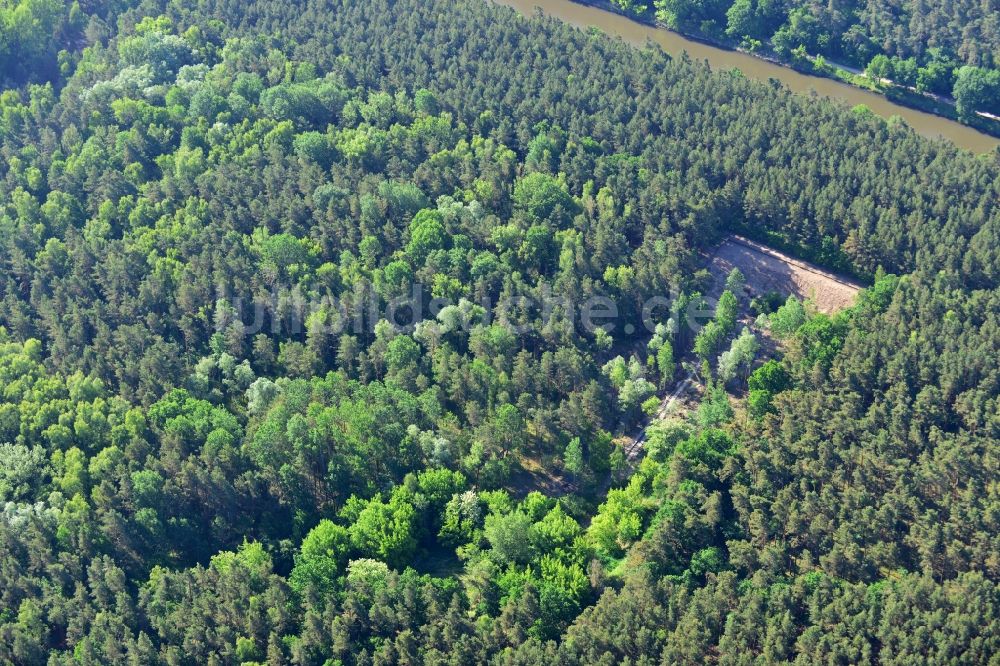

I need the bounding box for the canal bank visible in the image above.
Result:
[495,0,1000,153]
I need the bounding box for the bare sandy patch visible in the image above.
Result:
[708,235,863,313]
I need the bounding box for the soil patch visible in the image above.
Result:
[708,235,863,313]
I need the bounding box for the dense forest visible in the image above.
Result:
[0,0,998,663]
[610,0,1000,119]
[0,0,132,87]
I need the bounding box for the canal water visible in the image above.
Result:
[496,0,1000,153]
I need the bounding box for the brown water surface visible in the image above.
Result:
[495,0,1000,153]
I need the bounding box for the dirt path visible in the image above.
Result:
[586,368,701,503]
[622,369,697,462]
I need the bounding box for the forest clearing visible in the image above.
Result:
[708,235,863,313]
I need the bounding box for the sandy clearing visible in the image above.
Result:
[708,235,864,313]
